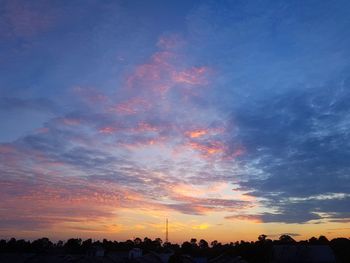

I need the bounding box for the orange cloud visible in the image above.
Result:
[186,129,208,138]
[225,214,263,223]
[188,141,224,156]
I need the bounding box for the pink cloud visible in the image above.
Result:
[0,175,146,230]
[230,148,245,158]
[61,118,81,126]
[111,97,153,115]
[0,144,16,154]
[172,66,210,85]
[133,121,159,133]
[124,51,176,94]
[99,126,117,134]
[0,33,249,236]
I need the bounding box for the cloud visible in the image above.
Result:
[231,77,350,223]
[2,0,350,233]
[0,175,121,231]
[172,66,210,85]
[0,34,248,234]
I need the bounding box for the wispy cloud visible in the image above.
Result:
[0,34,247,234]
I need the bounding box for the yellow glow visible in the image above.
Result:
[192,223,210,230]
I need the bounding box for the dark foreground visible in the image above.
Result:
[1,235,350,263]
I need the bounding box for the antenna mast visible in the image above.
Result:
[165,218,169,243]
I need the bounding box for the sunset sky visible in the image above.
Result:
[1,0,350,243]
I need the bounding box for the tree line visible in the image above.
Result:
[0,235,350,263]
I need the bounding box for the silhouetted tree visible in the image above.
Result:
[124,239,134,250]
[0,239,6,252]
[143,237,151,243]
[31,237,52,253]
[190,238,197,247]
[81,239,92,252]
[181,241,192,254]
[6,238,17,253]
[309,236,318,244]
[330,238,350,263]
[211,240,218,247]
[318,235,329,245]
[64,238,82,254]
[0,234,347,263]
[258,234,267,242]
[56,240,64,248]
[154,237,162,246]
[152,238,162,250]
[279,235,296,244]
[199,239,209,249]
[134,237,142,246]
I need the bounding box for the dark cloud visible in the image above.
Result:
[232,77,350,223]
[260,211,321,224]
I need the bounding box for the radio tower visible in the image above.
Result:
[165,218,169,243]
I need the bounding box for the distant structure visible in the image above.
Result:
[271,245,336,263]
[165,218,169,243]
[129,248,142,260]
[87,245,105,257]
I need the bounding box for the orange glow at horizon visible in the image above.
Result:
[2,206,350,243]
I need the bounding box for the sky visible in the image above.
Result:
[1,0,350,243]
